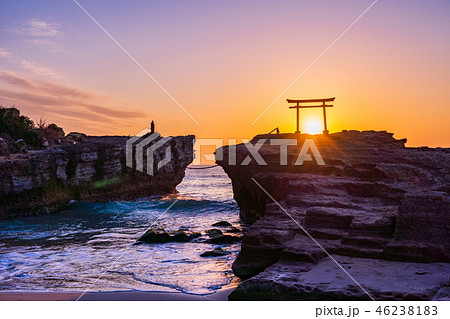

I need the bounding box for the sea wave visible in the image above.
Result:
[0,166,241,294]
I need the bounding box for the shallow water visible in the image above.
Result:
[0,166,242,294]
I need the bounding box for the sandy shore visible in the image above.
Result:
[0,288,234,301]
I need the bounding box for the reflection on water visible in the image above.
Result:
[0,166,241,294]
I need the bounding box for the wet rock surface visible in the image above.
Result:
[205,227,242,245]
[137,228,201,244]
[229,256,450,300]
[206,229,224,237]
[217,131,450,300]
[200,247,231,257]
[212,221,233,227]
[207,234,242,245]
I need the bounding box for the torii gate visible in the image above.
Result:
[287,97,335,135]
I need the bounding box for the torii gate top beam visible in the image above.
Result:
[286,97,335,103]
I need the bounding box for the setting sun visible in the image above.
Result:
[304,119,322,135]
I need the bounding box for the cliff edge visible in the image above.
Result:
[216,131,450,300]
[0,135,194,219]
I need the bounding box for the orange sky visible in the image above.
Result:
[0,0,449,147]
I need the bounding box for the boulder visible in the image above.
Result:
[137,228,201,244]
[207,234,242,245]
[172,230,201,242]
[170,230,191,242]
[227,226,241,233]
[200,247,230,257]
[47,124,65,138]
[137,228,171,243]
[66,132,88,143]
[206,229,223,237]
[212,221,232,227]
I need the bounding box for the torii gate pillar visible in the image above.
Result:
[322,101,329,135]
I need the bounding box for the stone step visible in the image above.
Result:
[335,245,384,259]
[341,236,388,249]
[304,207,353,231]
[279,247,326,264]
[348,222,395,238]
[307,228,346,240]
[265,204,282,214]
[286,197,363,210]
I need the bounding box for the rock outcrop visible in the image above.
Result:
[0,135,194,219]
[216,131,450,300]
[136,228,201,244]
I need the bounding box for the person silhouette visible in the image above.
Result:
[151,120,155,133]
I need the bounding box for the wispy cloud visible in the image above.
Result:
[6,19,74,53]
[0,71,97,100]
[13,18,62,37]
[27,39,53,46]
[5,18,64,52]
[0,48,13,58]
[0,47,62,79]
[19,60,61,78]
[0,71,147,131]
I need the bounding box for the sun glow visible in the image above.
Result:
[304,119,322,135]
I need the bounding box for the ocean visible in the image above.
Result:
[0,166,242,295]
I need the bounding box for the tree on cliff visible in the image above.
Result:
[0,106,42,146]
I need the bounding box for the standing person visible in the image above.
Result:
[151,120,155,133]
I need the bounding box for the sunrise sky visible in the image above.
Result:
[0,0,449,147]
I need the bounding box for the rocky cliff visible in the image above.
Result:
[0,135,194,219]
[216,131,450,300]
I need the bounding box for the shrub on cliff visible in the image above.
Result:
[0,106,42,146]
[35,119,65,146]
